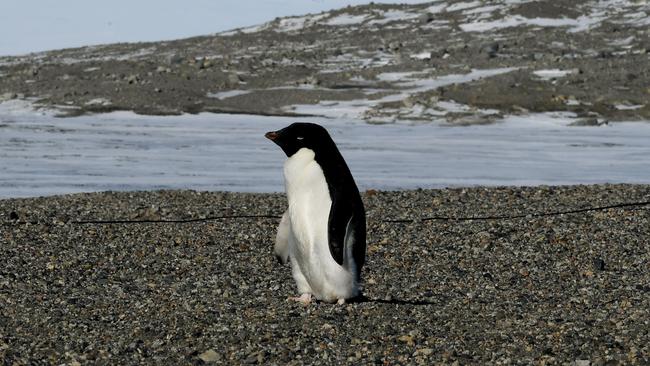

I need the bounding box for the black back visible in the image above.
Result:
[266,123,366,274]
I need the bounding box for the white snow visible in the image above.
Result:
[84,98,111,106]
[2,100,650,198]
[207,90,252,100]
[460,15,580,32]
[447,1,482,12]
[291,68,518,119]
[615,104,644,110]
[426,3,448,14]
[533,69,579,80]
[367,10,421,25]
[410,51,432,60]
[325,13,370,26]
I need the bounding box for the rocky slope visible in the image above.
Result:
[1,0,649,124]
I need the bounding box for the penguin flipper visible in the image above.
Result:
[328,199,365,273]
[274,210,290,265]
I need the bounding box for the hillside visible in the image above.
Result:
[1,0,649,124]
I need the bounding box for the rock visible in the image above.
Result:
[398,335,415,346]
[387,42,402,52]
[568,118,608,127]
[483,43,499,58]
[0,92,17,101]
[418,12,434,24]
[414,348,434,356]
[126,75,140,84]
[166,54,184,65]
[228,73,244,85]
[530,52,544,61]
[198,349,220,363]
[574,360,590,366]
[9,211,19,220]
[593,258,606,271]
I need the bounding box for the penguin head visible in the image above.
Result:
[265,122,334,157]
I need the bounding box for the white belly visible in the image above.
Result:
[283,148,356,301]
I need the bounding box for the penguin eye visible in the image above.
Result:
[296,136,304,141]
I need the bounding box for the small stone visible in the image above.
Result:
[9,211,19,220]
[418,12,434,23]
[398,335,414,346]
[483,43,499,58]
[198,349,220,363]
[593,258,606,271]
[415,348,433,356]
[228,73,243,85]
[575,360,590,366]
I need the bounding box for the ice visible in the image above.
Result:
[1,100,650,198]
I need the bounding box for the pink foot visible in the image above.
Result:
[288,293,312,305]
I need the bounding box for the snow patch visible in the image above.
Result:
[207,90,252,100]
[325,13,370,26]
[533,69,579,80]
[410,51,432,60]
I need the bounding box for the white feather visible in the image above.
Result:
[281,147,358,302]
[274,211,290,264]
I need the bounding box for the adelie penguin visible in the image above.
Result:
[265,122,366,305]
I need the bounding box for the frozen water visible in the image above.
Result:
[1,100,650,198]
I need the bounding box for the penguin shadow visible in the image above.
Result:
[348,294,437,306]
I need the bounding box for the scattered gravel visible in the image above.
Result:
[1,184,649,364]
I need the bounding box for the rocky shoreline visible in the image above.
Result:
[1,184,649,364]
[1,0,650,123]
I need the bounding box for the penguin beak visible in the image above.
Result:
[265,131,279,141]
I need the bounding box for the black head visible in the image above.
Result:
[265,122,336,157]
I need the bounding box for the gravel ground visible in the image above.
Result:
[1,184,649,364]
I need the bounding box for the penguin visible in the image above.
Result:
[265,122,366,304]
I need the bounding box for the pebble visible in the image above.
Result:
[198,349,220,363]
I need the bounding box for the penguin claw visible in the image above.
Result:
[288,293,312,305]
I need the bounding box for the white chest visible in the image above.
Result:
[283,148,332,253]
